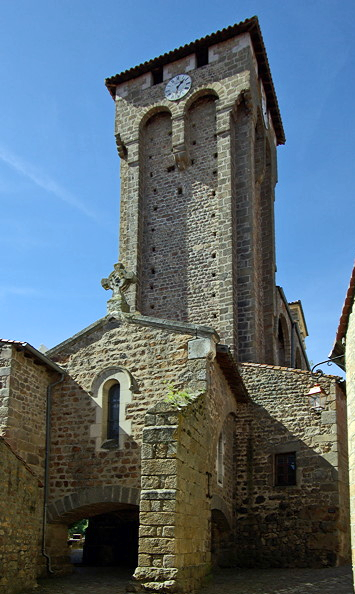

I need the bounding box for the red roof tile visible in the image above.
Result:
[105,16,285,145]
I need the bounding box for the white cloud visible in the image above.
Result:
[0,145,98,220]
[0,286,40,299]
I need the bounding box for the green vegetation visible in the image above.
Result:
[164,382,202,409]
[68,519,88,536]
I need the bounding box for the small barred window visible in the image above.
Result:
[275,452,296,486]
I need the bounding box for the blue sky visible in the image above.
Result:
[1,0,354,377]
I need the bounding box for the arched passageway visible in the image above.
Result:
[211,508,233,568]
[46,486,140,572]
[83,505,138,567]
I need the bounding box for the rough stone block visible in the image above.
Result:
[321,411,337,425]
[188,338,216,361]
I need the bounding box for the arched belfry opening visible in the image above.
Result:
[277,315,290,367]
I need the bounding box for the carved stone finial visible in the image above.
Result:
[101,263,136,315]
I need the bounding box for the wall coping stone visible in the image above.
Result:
[47,313,219,357]
[240,361,344,382]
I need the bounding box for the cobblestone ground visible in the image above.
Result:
[19,565,353,594]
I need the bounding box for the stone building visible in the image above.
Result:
[330,262,355,590]
[0,16,350,594]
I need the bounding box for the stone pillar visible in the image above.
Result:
[132,391,212,593]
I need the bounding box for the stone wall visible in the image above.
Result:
[113,32,286,364]
[48,316,207,508]
[134,398,212,593]
[0,438,43,594]
[0,343,56,480]
[235,363,350,567]
[133,352,239,593]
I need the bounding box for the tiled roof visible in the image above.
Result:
[329,262,355,370]
[335,263,355,343]
[105,16,285,145]
[0,338,63,373]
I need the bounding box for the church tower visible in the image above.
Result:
[105,17,292,365]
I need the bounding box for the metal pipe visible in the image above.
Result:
[42,371,65,573]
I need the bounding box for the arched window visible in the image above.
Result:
[277,315,290,367]
[278,319,285,366]
[107,383,120,440]
[90,367,135,451]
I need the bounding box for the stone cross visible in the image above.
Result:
[101,263,136,314]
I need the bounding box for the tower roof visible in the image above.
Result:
[105,16,285,145]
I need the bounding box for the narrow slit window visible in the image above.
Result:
[107,383,120,440]
[216,432,224,486]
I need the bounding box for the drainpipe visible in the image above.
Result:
[42,372,65,573]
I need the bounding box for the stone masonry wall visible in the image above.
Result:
[48,317,212,512]
[114,33,280,363]
[132,344,240,593]
[0,344,56,480]
[134,397,211,593]
[139,95,219,329]
[0,438,43,594]
[235,363,349,567]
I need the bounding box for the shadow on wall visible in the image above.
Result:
[232,398,349,568]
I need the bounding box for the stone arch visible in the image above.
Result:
[211,502,233,567]
[139,105,172,131]
[211,494,232,529]
[213,409,237,452]
[91,366,139,395]
[183,87,219,112]
[212,411,236,535]
[47,484,140,524]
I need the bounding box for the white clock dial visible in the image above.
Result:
[165,74,192,101]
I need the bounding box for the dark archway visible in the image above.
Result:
[83,505,138,568]
[46,486,140,572]
[211,508,233,568]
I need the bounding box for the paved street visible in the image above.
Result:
[20,564,353,594]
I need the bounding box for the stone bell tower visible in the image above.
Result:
[105,17,286,363]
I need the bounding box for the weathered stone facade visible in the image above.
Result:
[0,16,351,594]
[106,19,306,367]
[236,364,349,568]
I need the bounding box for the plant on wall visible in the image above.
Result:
[164,382,203,409]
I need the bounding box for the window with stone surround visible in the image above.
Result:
[90,367,135,451]
[275,452,296,486]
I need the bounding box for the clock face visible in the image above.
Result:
[165,74,192,101]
